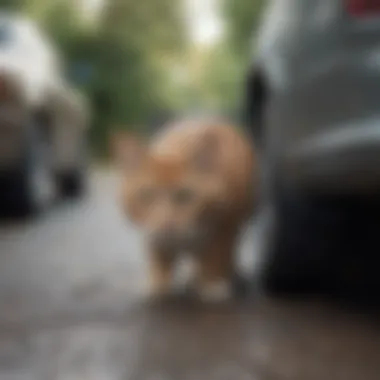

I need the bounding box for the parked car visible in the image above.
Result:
[0,13,90,216]
[245,0,380,297]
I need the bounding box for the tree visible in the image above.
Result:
[195,0,266,116]
[222,0,266,60]
[86,0,187,154]
[0,0,24,11]
[8,0,188,156]
[198,43,243,114]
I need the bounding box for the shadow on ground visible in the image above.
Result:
[0,170,379,380]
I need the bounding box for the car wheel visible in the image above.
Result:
[258,184,342,298]
[56,137,89,200]
[5,124,55,217]
[57,168,87,199]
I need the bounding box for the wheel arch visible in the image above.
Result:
[244,67,268,146]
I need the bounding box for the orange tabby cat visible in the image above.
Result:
[113,118,257,301]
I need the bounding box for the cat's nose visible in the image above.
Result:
[159,226,177,240]
[158,221,177,235]
[150,226,177,250]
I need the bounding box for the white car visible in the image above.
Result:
[0,14,90,216]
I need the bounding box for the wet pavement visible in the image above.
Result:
[0,170,380,380]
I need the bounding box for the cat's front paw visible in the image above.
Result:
[141,282,172,301]
[198,280,232,303]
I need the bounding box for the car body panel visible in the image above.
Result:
[249,0,380,195]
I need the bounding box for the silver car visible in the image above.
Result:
[0,14,90,216]
[246,0,380,296]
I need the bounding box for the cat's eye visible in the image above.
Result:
[138,187,156,204]
[172,187,195,205]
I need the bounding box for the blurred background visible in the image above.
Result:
[0,0,264,156]
[0,0,265,218]
[1,1,380,379]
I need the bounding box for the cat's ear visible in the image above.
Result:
[192,131,220,173]
[110,131,147,173]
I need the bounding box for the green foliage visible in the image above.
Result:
[0,0,267,155]
[86,0,186,154]
[0,0,25,11]
[196,0,266,116]
[223,0,266,59]
[102,0,186,57]
[0,0,187,156]
[199,44,243,113]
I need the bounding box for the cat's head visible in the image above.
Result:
[112,130,227,251]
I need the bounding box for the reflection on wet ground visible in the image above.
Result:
[0,170,379,380]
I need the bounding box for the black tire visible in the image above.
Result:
[258,186,344,298]
[57,168,87,199]
[0,123,55,218]
[260,189,380,306]
[56,131,89,200]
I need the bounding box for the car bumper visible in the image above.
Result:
[0,169,23,205]
[0,105,26,169]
